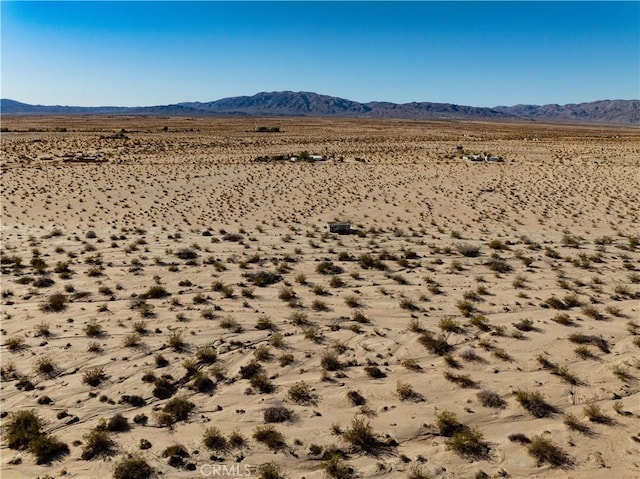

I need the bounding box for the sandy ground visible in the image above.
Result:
[1,116,639,479]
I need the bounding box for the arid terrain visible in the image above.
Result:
[1,116,639,479]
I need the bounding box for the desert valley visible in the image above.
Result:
[1,116,639,479]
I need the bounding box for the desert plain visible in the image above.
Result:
[0,116,639,479]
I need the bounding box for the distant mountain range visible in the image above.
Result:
[1,92,638,125]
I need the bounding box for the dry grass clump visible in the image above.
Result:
[82,367,108,387]
[436,411,489,459]
[341,416,383,453]
[583,403,614,424]
[156,396,195,426]
[202,426,228,453]
[288,381,316,405]
[418,331,453,356]
[253,425,287,451]
[526,435,573,468]
[567,333,610,353]
[264,405,295,423]
[113,454,156,479]
[477,390,506,409]
[396,381,424,401]
[81,426,117,459]
[258,462,288,479]
[514,389,558,418]
[39,292,68,312]
[3,410,69,464]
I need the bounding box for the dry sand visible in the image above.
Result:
[1,116,639,479]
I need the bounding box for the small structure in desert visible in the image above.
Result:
[328,221,351,234]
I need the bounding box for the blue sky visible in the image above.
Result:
[1,1,638,107]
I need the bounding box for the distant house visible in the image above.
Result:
[328,222,351,234]
[310,155,325,161]
[487,156,503,162]
[462,154,482,161]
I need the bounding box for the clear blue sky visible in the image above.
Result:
[1,1,638,107]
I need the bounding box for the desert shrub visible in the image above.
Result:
[81,428,116,459]
[152,377,176,399]
[526,435,573,467]
[244,270,282,287]
[4,410,45,449]
[567,333,610,353]
[228,430,247,449]
[85,320,104,337]
[396,381,423,401]
[239,361,263,379]
[158,397,195,426]
[321,349,342,371]
[107,413,130,432]
[317,261,344,275]
[583,404,613,424]
[508,433,531,444]
[39,293,68,312]
[514,390,558,418]
[196,345,217,364]
[477,390,506,409]
[202,426,228,453]
[399,297,419,311]
[168,331,187,351]
[456,300,475,317]
[258,462,288,479]
[342,416,379,453]
[364,365,386,379]
[435,411,465,437]
[140,285,169,299]
[581,305,605,321]
[123,332,141,348]
[347,390,367,406]
[175,248,198,260]
[563,414,592,435]
[83,367,108,387]
[250,373,276,393]
[120,395,146,407]
[28,433,69,464]
[256,314,277,331]
[253,345,273,362]
[485,258,511,273]
[5,336,26,352]
[113,454,156,479]
[35,356,57,377]
[418,332,453,356]
[513,318,535,331]
[456,243,480,257]
[253,425,286,451]
[323,455,356,479]
[446,427,490,459]
[439,317,463,333]
[288,381,315,405]
[264,405,294,423]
